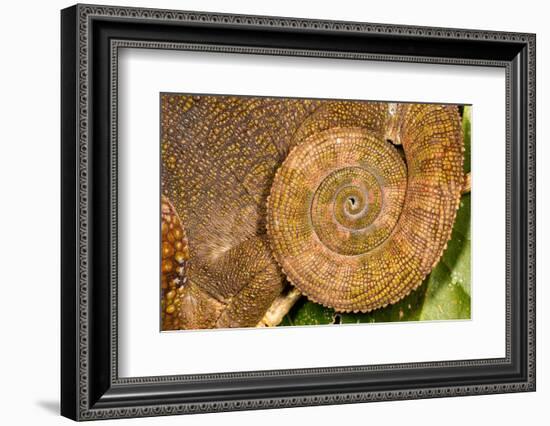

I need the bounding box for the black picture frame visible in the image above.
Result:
[61,4,536,421]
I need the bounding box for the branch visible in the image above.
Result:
[257,287,302,327]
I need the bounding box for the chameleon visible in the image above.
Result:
[160,95,464,329]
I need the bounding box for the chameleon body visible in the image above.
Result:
[161,95,463,328]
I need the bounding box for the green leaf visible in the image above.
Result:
[280,193,471,326]
[417,262,470,321]
[441,194,471,296]
[285,297,335,326]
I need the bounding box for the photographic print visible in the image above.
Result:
[160,95,471,331]
[61,7,535,418]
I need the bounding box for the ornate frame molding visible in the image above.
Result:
[61,4,535,420]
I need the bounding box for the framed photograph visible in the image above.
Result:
[61,4,536,421]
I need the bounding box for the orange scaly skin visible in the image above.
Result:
[160,196,190,330]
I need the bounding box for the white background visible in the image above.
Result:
[0,0,547,425]
[119,49,505,377]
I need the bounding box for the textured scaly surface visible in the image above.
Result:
[267,103,464,312]
[161,95,319,329]
[161,95,464,326]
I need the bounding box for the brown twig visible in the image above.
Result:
[257,287,302,327]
